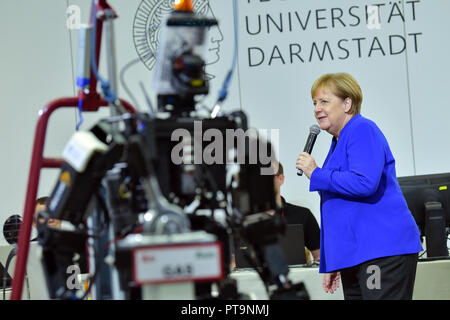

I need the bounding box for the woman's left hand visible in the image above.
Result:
[296,152,318,180]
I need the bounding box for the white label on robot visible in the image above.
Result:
[133,243,223,285]
[62,131,108,172]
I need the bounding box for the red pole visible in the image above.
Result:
[11,0,134,299]
[11,96,135,300]
[11,98,79,300]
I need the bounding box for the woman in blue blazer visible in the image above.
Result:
[296,73,423,300]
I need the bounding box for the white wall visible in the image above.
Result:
[0,0,77,244]
[0,0,449,245]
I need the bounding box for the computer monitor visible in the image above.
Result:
[234,224,307,269]
[398,172,450,258]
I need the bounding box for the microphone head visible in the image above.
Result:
[309,124,321,135]
[3,214,22,244]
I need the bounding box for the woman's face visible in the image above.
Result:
[312,86,352,138]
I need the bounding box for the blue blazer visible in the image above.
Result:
[310,114,423,273]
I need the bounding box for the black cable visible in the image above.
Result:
[418,250,427,260]
[85,192,111,239]
[80,242,103,300]
[196,164,221,215]
[80,191,113,300]
[232,231,271,296]
[139,81,156,116]
[119,57,142,111]
[96,191,111,229]
[2,267,6,300]
[3,246,16,300]
[24,271,30,300]
[52,192,110,300]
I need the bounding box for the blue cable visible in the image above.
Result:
[215,0,239,105]
[75,29,92,130]
[76,98,84,131]
[75,0,117,131]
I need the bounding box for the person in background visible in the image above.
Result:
[32,196,89,296]
[296,72,422,299]
[273,162,320,263]
[230,161,321,270]
[33,196,61,230]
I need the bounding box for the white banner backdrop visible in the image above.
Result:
[0,0,449,243]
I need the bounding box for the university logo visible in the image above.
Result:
[133,0,224,74]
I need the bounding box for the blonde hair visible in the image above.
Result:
[311,73,363,115]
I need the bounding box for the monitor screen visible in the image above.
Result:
[398,172,450,258]
[398,172,450,232]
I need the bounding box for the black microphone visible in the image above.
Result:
[297,124,321,176]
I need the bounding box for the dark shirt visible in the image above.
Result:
[281,196,320,251]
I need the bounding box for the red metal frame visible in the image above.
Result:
[11,0,135,300]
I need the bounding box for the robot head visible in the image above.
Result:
[133,0,223,71]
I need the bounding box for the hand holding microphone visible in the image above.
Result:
[296,124,320,179]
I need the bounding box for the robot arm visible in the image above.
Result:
[38,121,125,299]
